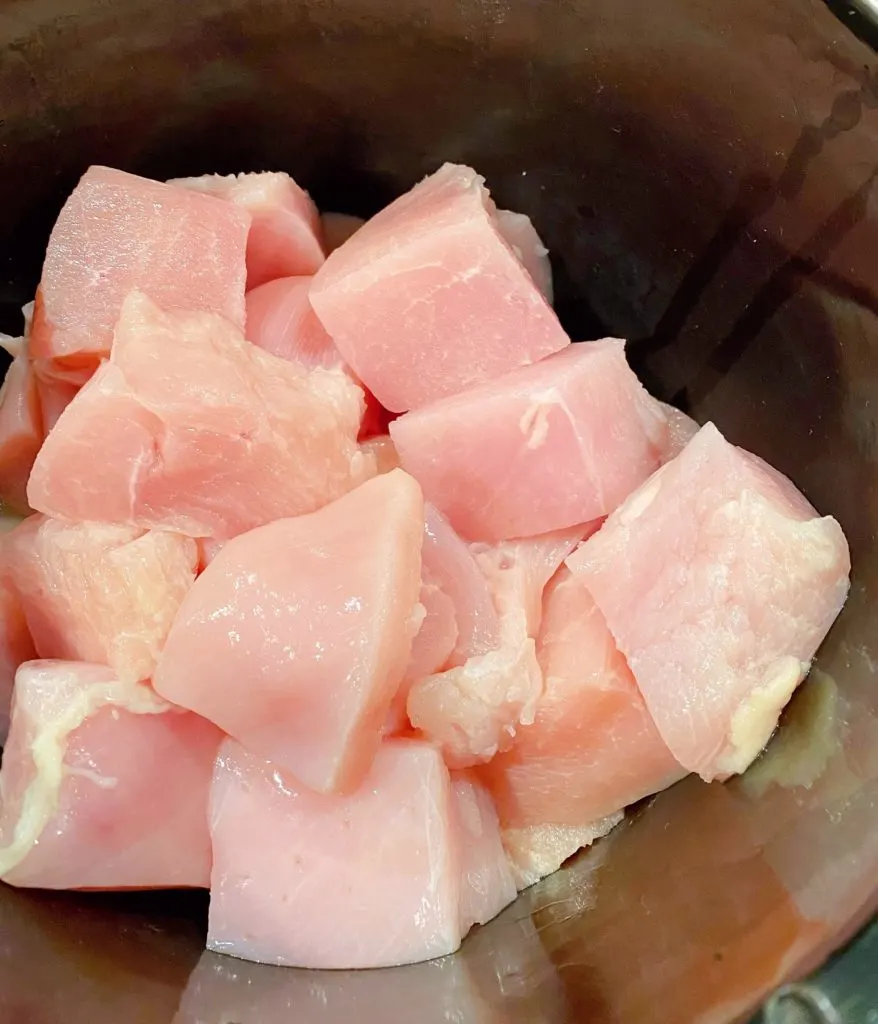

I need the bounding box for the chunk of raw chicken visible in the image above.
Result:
[170,171,324,288]
[36,374,78,436]
[502,812,623,890]
[391,340,668,541]
[30,166,250,382]
[7,515,197,684]
[321,211,366,253]
[310,163,570,412]
[0,544,36,742]
[452,773,516,932]
[0,353,42,514]
[244,276,389,438]
[28,291,371,539]
[406,583,458,683]
[495,209,553,303]
[422,505,500,665]
[385,504,501,735]
[407,527,589,768]
[155,470,424,794]
[0,661,222,889]
[567,422,851,781]
[244,276,340,368]
[207,738,515,969]
[479,566,684,831]
[658,400,699,461]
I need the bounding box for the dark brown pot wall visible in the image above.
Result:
[1,1,877,1021]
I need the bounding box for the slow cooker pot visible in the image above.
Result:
[1,0,877,1020]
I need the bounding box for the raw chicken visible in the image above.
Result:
[0,353,42,514]
[452,773,516,931]
[30,166,250,383]
[422,505,500,664]
[479,566,684,832]
[0,661,221,889]
[495,209,553,303]
[502,812,624,890]
[309,163,570,412]
[28,291,372,539]
[244,275,389,438]
[321,211,366,253]
[207,737,515,969]
[407,527,588,768]
[470,523,600,637]
[0,545,36,743]
[171,171,324,288]
[406,583,458,682]
[567,422,851,781]
[196,538,226,573]
[244,276,340,368]
[658,400,699,460]
[7,515,197,684]
[154,470,424,794]
[391,340,668,541]
[36,374,78,435]
[386,504,502,735]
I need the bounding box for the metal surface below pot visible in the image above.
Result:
[1,0,877,1021]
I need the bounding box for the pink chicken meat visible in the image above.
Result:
[495,209,553,303]
[408,525,591,768]
[7,515,197,684]
[0,352,42,513]
[479,565,684,833]
[30,166,249,383]
[309,163,570,412]
[0,661,222,889]
[0,544,36,742]
[28,291,371,539]
[391,339,667,541]
[207,738,515,969]
[170,171,324,289]
[567,422,851,781]
[244,276,340,368]
[154,470,424,794]
[245,275,388,438]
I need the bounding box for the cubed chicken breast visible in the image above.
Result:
[391,340,668,541]
[28,291,371,539]
[452,773,516,931]
[207,737,516,969]
[170,171,324,288]
[495,209,553,303]
[0,543,36,743]
[0,661,222,889]
[30,166,249,382]
[244,276,340,368]
[244,275,388,438]
[208,738,456,969]
[567,422,851,781]
[0,353,42,514]
[310,163,569,412]
[7,515,197,684]
[154,470,424,794]
[407,526,590,768]
[479,566,685,831]
[422,505,500,665]
[658,400,700,461]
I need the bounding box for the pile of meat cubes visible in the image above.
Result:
[0,162,849,969]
